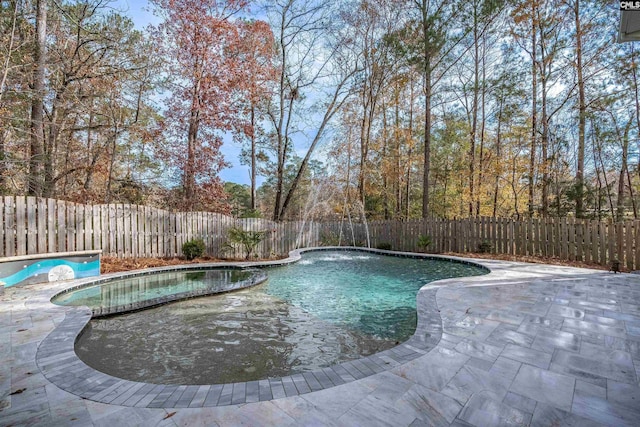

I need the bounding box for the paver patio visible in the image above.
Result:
[1,249,640,426]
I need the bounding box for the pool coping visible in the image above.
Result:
[35,247,489,408]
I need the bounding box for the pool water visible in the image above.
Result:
[264,252,481,340]
[53,270,253,311]
[73,250,485,384]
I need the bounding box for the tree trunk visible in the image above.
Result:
[105,125,119,203]
[406,79,414,219]
[184,107,199,210]
[574,0,586,218]
[493,97,503,217]
[422,67,431,218]
[272,15,287,221]
[469,13,479,217]
[477,33,487,216]
[358,106,369,208]
[528,3,537,217]
[28,0,47,196]
[540,54,549,218]
[394,84,401,217]
[0,0,19,105]
[616,119,631,221]
[629,45,640,176]
[250,105,256,210]
[382,100,389,219]
[278,71,353,219]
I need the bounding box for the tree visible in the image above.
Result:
[28,0,46,196]
[151,0,253,212]
[224,182,260,217]
[233,19,276,211]
[398,0,469,218]
[456,0,506,216]
[0,0,27,194]
[264,0,359,221]
[345,0,397,208]
[562,0,613,218]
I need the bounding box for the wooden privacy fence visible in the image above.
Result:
[0,197,320,259]
[1,197,639,270]
[317,217,640,271]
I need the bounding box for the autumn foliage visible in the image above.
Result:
[150,0,274,212]
[1,1,638,222]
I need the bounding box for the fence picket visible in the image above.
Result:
[37,198,47,253]
[632,220,640,270]
[76,204,85,252]
[625,220,633,271]
[15,197,26,255]
[47,198,56,253]
[584,219,591,264]
[58,200,67,253]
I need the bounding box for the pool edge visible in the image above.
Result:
[35,247,488,407]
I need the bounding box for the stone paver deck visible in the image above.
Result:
[1,248,640,426]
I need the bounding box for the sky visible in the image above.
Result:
[113,0,259,187]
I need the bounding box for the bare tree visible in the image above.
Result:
[264,0,359,220]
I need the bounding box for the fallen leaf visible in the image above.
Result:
[10,388,26,395]
[164,411,177,419]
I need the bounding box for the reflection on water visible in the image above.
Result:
[75,251,485,384]
[53,270,251,310]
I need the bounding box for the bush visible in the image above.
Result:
[226,227,266,260]
[182,239,206,260]
[376,242,392,250]
[478,240,493,253]
[319,232,340,246]
[417,235,431,251]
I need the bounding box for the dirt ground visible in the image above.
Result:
[101,251,613,274]
[100,256,230,274]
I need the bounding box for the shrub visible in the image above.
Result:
[319,232,340,246]
[182,239,206,260]
[478,240,493,253]
[417,235,431,252]
[226,227,266,260]
[376,242,392,250]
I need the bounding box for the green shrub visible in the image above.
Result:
[417,235,432,252]
[226,227,266,260]
[376,242,392,250]
[182,239,206,260]
[478,240,493,253]
[319,232,340,246]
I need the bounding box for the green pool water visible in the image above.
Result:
[53,269,253,310]
[72,250,486,384]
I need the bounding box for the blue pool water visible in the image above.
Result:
[264,251,484,340]
[72,250,486,384]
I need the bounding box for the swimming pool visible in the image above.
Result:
[59,250,486,384]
